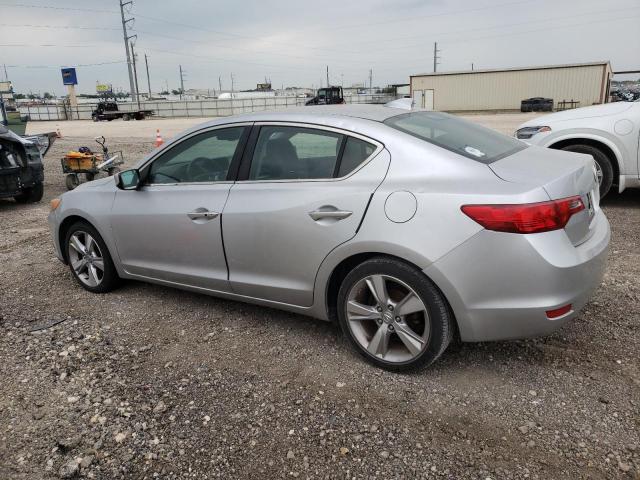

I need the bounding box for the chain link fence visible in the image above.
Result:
[19,95,397,121]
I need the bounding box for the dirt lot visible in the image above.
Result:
[1,115,639,479]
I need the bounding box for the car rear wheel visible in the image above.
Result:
[560,144,614,198]
[65,222,120,293]
[337,257,453,371]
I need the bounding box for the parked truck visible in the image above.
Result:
[305,86,345,106]
[91,97,154,122]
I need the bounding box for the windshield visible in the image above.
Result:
[384,111,526,164]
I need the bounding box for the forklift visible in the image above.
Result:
[305,86,345,106]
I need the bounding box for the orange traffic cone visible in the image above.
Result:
[56,125,62,138]
[154,129,163,148]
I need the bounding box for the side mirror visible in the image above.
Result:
[115,168,141,190]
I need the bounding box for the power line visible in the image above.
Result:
[0,43,98,47]
[312,0,538,32]
[5,61,126,68]
[349,5,640,52]
[0,2,118,14]
[0,23,121,31]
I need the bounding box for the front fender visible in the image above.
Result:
[53,193,124,277]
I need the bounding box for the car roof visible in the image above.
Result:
[200,104,411,127]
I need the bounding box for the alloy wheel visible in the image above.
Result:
[594,161,603,186]
[345,274,430,363]
[68,231,105,287]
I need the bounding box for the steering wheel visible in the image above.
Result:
[186,157,214,182]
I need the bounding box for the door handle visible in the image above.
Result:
[187,210,219,220]
[308,209,353,221]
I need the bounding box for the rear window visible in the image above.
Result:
[383,111,526,164]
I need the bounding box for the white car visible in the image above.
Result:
[516,101,640,197]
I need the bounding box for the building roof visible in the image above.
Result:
[411,61,611,78]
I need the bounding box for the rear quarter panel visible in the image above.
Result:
[311,134,551,319]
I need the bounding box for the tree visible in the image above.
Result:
[159,90,169,95]
[43,92,53,99]
[171,89,183,95]
[14,93,25,99]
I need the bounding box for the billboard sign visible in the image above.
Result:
[61,68,78,85]
[96,83,113,93]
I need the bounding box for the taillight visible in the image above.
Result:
[461,196,584,234]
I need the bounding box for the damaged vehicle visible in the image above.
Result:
[0,102,56,203]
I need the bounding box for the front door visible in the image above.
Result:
[110,125,249,291]
[222,124,390,306]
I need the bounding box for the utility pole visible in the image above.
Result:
[326,65,329,87]
[130,38,141,109]
[433,42,440,73]
[179,65,185,99]
[369,68,373,94]
[144,53,151,98]
[471,62,474,71]
[230,73,234,94]
[119,0,137,100]
[218,76,222,93]
[3,64,7,81]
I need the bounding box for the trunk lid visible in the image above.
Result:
[488,145,599,245]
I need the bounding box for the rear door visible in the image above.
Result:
[222,123,390,306]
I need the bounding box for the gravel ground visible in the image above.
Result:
[1,117,639,479]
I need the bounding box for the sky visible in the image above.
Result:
[1,0,639,96]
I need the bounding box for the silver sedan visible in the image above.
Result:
[48,105,610,371]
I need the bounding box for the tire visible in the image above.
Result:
[64,221,120,293]
[92,114,99,122]
[336,257,453,372]
[65,174,79,190]
[122,114,131,121]
[560,144,614,198]
[85,173,95,182]
[14,182,44,203]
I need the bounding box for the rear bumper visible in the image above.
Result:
[425,209,610,342]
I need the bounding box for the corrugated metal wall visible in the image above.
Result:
[410,64,609,111]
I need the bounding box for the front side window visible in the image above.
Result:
[384,112,525,164]
[148,127,245,184]
[249,126,342,180]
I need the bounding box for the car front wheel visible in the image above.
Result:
[65,222,120,293]
[337,257,453,371]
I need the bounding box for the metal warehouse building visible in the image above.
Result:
[410,61,612,112]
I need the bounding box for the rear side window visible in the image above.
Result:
[383,111,525,164]
[247,126,377,181]
[338,137,376,177]
[249,126,342,180]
